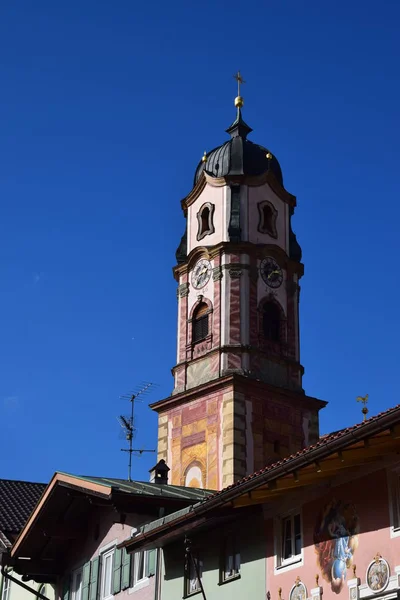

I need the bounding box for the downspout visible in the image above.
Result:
[154,548,161,600]
[1,566,50,600]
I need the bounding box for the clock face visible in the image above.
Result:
[191,259,212,289]
[260,257,283,288]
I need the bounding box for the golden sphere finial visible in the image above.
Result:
[201,151,207,163]
[234,95,244,108]
[266,152,273,160]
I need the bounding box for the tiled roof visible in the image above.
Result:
[205,403,400,502]
[0,479,46,536]
[121,403,400,550]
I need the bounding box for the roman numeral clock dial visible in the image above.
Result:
[260,257,283,288]
[191,259,212,289]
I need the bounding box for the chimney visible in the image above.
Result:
[149,459,170,485]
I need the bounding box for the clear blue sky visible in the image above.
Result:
[1,1,399,484]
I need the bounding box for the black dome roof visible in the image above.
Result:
[194,108,283,187]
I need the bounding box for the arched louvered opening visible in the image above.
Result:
[192,302,209,343]
[262,302,281,343]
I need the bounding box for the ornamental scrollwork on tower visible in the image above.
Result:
[177,282,190,298]
[212,266,223,281]
[228,266,242,279]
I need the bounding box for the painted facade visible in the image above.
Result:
[153,102,326,490]
[267,466,400,600]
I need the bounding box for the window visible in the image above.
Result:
[38,586,46,599]
[132,550,148,586]
[185,557,202,596]
[258,201,278,237]
[277,513,302,568]
[388,468,400,537]
[71,568,83,600]
[263,302,281,342]
[100,549,114,600]
[1,573,11,600]
[196,203,215,241]
[221,535,240,582]
[192,303,209,343]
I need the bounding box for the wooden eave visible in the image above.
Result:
[232,426,400,508]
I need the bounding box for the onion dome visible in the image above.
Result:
[194,105,283,187]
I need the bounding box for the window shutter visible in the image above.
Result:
[112,548,123,594]
[81,562,91,600]
[146,550,156,577]
[89,557,100,600]
[121,549,131,590]
[62,577,70,600]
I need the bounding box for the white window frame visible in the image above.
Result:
[132,550,148,586]
[71,568,83,600]
[185,557,203,597]
[221,535,241,582]
[388,466,400,538]
[99,547,115,600]
[1,573,11,600]
[274,510,304,572]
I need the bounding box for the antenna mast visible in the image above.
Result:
[118,382,156,481]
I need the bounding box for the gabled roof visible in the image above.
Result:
[8,471,213,580]
[0,479,46,548]
[120,403,400,552]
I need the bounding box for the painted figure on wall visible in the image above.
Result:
[314,499,359,594]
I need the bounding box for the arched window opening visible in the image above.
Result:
[201,207,210,234]
[263,205,273,235]
[197,203,215,241]
[258,201,278,237]
[263,302,280,342]
[192,302,209,343]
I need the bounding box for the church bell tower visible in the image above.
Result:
[151,76,326,490]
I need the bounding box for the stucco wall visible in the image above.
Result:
[0,571,54,600]
[160,511,265,600]
[59,508,155,600]
[266,467,400,600]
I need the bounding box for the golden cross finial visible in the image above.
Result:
[356,394,369,421]
[233,71,246,96]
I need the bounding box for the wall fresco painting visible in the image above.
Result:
[366,555,390,593]
[314,499,359,594]
[289,579,307,600]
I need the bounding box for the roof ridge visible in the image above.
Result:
[0,479,46,486]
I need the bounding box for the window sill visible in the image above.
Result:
[390,526,400,539]
[128,578,150,594]
[183,590,202,599]
[218,574,241,586]
[275,557,303,573]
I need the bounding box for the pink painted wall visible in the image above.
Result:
[266,468,400,600]
[58,508,155,600]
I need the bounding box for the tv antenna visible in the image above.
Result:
[118,382,156,481]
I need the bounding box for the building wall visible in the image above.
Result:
[160,511,265,600]
[0,570,54,600]
[266,467,400,600]
[59,508,156,600]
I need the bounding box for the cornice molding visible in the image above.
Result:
[180,170,296,210]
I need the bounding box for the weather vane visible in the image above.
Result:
[356,394,369,422]
[233,71,245,97]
